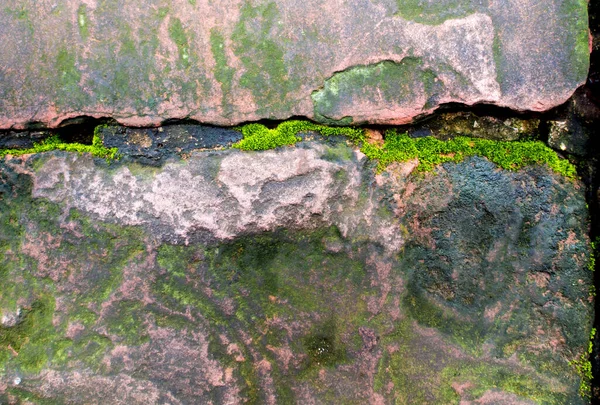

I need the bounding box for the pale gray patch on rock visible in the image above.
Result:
[31,143,406,252]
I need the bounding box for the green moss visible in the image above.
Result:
[361,129,577,178]
[77,4,89,40]
[570,327,595,399]
[441,362,568,404]
[589,238,598,272]
[392,0,478,24]
[403,286,484,355]
[210,29,236,114]
[560,0,590,84]
[0,295,55,374]
[232,120,364,151]
[105,301,149,346]
[55,47,88,107]
[4,6,34,35]
[168,17,190,66]
[303,318,347,367]
[0,128,119,160]
[233,120,575,179]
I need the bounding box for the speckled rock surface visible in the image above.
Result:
[0,138,594,404]
[0,0,590,129]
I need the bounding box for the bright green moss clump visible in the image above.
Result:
[234,121,576,179]
[232,120,365,151]
[362,129,577,178]
[0,132,119,160]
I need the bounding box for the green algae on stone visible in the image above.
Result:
[55,47,89,108]
[77,4,89,40]
[210,29,236,114]
[392,0,480,25]
[168,17,191,66]
[312,58,443,125]
[232,1,298,115]
[559,0,590,84]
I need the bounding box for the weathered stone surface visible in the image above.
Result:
[0,0,589,129]
[0,139,593,404]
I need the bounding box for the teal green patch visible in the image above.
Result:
[210,29,236,114]
[391,0,481,24]
[0,295,55,374]
[55,47,88,108]
[441,363,570,404]
[404,283,484,355]
[560,0,590,84]
[77,4,89,40]
[232,1,298,115]
[169,17,191,66]
[0,165,148,377]
[153,227,372,401]
[312,59,443,125]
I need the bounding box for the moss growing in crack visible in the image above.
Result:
[232,120,364,151]
[233,120,575,179]
[361,129,577,178]
[588,238,598,272]
[0,129,119,160]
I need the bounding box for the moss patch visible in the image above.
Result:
[232,120,364,151]
[361,129,577,178]
[233,120,575,179]
[570,327,595,399]
[168,17,190,66]
[0,128,119,160]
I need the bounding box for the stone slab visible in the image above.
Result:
[0,0,590,129]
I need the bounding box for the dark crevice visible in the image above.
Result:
[56,116,118,144]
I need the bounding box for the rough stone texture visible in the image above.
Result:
[0,139,593,404]
[0,0,589,129]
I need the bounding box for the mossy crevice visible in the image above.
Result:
[232,120,364,151]
[0,126,119,160]
[233,120,576,179]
